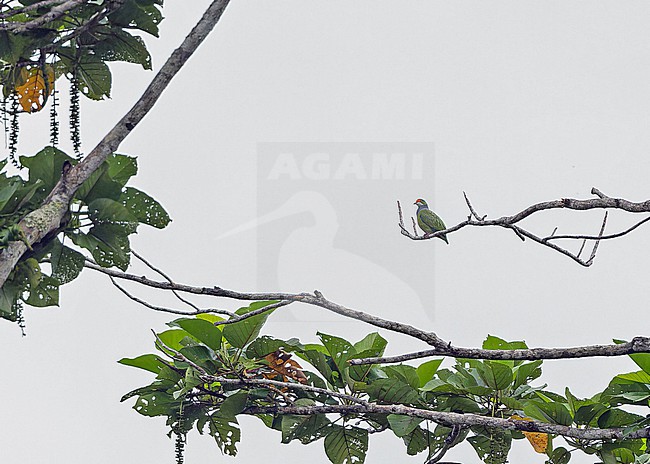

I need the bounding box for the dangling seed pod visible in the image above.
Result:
[69,73,81,159]
[49,88,59,147]
[9,93,19,168]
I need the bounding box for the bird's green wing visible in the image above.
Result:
[419,209,446,232]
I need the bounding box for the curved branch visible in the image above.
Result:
[84,262,650,362]
[0,0,231,287]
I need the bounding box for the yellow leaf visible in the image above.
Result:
[15,66,55,113]
[511,414,549,453]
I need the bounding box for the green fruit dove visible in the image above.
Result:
[414,198,448,244]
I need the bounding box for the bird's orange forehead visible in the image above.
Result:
[415,198,425,203]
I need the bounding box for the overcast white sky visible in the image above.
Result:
[2,2,650,463]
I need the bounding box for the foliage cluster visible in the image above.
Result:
[0,146,170,323]
[121,309,650,464]
[0,0,163,107]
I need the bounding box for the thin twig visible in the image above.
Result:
[132,250,218,314]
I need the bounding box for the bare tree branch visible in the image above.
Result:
[400,188,650,266]
[0,0,231,287]
[349,336,650,365]
[83,261,650,362]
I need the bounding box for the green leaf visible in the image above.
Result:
[615,339,650,375]
[477,362,513,390]
[402,426,438,456]
[157,329,188,351]
[71,223,130,270]
[169,318,222,351]
[383,365,421,389]
[222,301,277,349]
[0,279,21,319]
[324,425,368,464]
[75,163,122,204]
[468,429,512,464]
[281,409,331,444]
[88,197,139,226]
[94,27,152,70]
[50,241,85,284]
[367,378,419,404]
[120,187,171,229]
[387,414,423,438]
[20,147,75,193]
[513,360,542,389]
[208,413,240,456]
[598,409,644,428]
[24,275,59,307]
[109,0,163,37]
[106,153,138,186]
[482,334,528,350]
[574,404,607,426]
[133,390,177,417]
[75,52,112,100]
[523,401,573,426]
[318,332,355,376]
[219,392,248,418]
[416,358,443,387]
[246,336,303,358]
[549,447,571,464]
[118,354,165,374]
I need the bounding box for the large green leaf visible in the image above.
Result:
[118,354,165,374]
[222,301,277,349]
[76,52,112,100]
[281,401,331,444]
[24,275,59,307]
[416,358,444,387]
[383,365,421,389]
[208,413,240,456]
[324,425,368,464]
[366,378,420,405]
[169,318,222,351]
[120,187,171,229]
[477,362,513,391]
[20,146,74,192]
[50,241,85,285]
[598,409,644,428]
[387,414,423,438]
[523,401,573,426]
[72,223,130,270]
[106,154,138,187]
[75,163,122,204]
[94,27,152,70]
[109,0,163,37]
[318,332,354,376]
[468,428,512,464]
[246,336,303,358]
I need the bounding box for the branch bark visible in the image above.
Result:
[84,262,650,362]
[0,0,231,287]
[243,403,650,441]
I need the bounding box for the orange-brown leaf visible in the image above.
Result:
[511,415,548,453]
[15,66,55,113]
[264,350,308,384]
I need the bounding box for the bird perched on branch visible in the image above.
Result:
[414,198,448,244]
